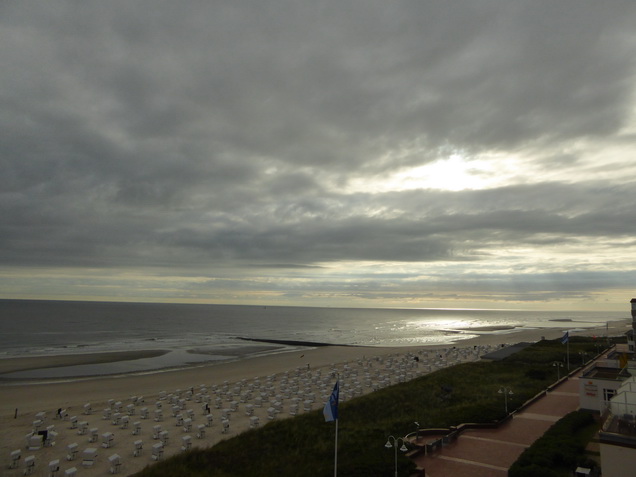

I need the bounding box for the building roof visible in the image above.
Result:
[600,376,636,446]
[583,366,631,381]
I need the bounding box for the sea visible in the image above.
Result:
[0,299,627,379]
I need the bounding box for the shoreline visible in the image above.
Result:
[0,319,630,381]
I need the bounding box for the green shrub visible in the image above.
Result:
[509,411,598,477]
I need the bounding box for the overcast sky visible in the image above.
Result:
[2,1,636,311]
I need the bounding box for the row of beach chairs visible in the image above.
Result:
[7,345,499,475]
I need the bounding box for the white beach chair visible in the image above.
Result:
[159,430,169,445]
[154,409,163,422]
[132,421,141,435]
[186,408,195,419]
[49,459,60,476]
[133,440,143,457]
[181,435,192,451]
[9,449,20,469]
[82,448,97,467]
[44,431,57,447]
[23,455,35,475]
[69,416,78,429]
[139,407,149,419]
[111,412,121,426]
[101,432,114,448]
[249,416,259,429]
[66,443,78,461]
[35,411,46,422]
[126,404,135,416]
[205,414,213,427]
[152,424,162,439]
[120,415,129,429]
[221,420,229,433]
[108,454,121,474]
[151,443,163,461]
[89,428,99,443]
[113,401,122,412]
[196,424,205,439]
[77,421,88,435]
[64,467,77,477]
[32,419,43,432]
[83,403,92,415]
[175,413,184,426]
[103,408,111,420]
[183,418,192,432]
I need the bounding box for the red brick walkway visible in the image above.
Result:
[411,376,582,476]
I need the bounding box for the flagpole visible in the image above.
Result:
[334,417,338,477]
[323,376,339,477]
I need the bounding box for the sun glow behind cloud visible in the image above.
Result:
[347,154,524,193]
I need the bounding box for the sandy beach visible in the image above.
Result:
[1,319,629,476]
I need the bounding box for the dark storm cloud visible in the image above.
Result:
[1,0,636,305]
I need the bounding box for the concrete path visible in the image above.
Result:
[411,375,582,476]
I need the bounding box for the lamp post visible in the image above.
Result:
[384,435,408,477]
[498,387,513,415]
[552,361,564,381]
[414,422,420,443]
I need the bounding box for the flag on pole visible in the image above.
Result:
[561,331,569,344]
[323,381,339,422]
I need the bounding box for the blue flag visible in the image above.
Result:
[561,331,569,344]
[323,381,339,422]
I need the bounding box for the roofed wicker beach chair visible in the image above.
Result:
[133,440,143,457]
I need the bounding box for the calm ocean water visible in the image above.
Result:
[0,299,626,358]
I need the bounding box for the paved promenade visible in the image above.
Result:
[411,373,582,476]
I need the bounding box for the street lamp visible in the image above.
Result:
[384,435,408,477]
[498,387,513,414]
[552,361,564,381]
[414,422,420,442]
